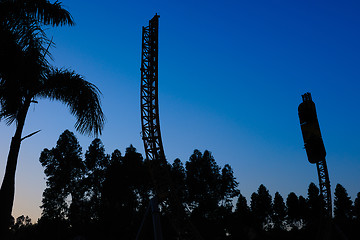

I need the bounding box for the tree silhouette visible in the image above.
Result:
[235,193,251,217]
[185,150,221,210]
[12,215,32,231]
[353,192,360,226]
[334,184,352,226]
[273,192,286,230]
[101,145,151,239]
[220,164,240,206]
[185,150,239,239]
[39,130,84,223]
[250,184,272,230]
[0,0,104,233]
[170,158,187,203]
[306,183,324,222]
[230,193,251,239]
[298,195,307,222]
[83,138,109,222]
[286,192,300,228]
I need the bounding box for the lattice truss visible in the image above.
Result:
[139,15,204,240]
[298,93,332,218]
[140,14,165,162]
[316,160,332,217]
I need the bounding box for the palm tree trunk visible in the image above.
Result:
[0,99,30,235]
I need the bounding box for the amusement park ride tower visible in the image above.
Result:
[140,14,165,164]
[138,14,203,240]
[298,92,332,218]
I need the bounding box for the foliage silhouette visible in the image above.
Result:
[13,215,32,230]
[250,184,272,230]
[230,193,252,239]
[273,192,286,230]
[185,150,239,239]
[83,138,109,222]
[0,0,104,234]
[39,130,84,223]
[306,182,325,225]
[298,195,307,222]
[185,150,239,211]
[354,192,360,223]
[334,184,352,225]
[101,145,151,239]
[286,192,300,228]
[170,158,187,203]
[6,131,360,239]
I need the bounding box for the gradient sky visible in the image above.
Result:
[1,0,360,221]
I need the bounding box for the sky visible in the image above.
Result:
[1,0,360,221]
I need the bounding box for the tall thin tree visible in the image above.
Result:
[273,192,286,230]
[334,184,352,225]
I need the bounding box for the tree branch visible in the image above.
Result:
[21,130,41,142]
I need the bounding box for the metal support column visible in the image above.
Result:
[298,92,332,218]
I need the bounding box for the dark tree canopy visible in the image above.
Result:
[353,192,360,223]
[298,195,307,220]
[101,145,151,239]
[170,158,187,202]
[83,138,110,222]
[23,133,360,239]
[250,184,272,229]
[39,130,83,222]
[307,182,324,220]
[273,192,286,229]
[221,164,240,205]
[185,150,239,211]
[334,184,353,224]
[185,150,221,209]
[235,193,250,218]
[286,192,299,222]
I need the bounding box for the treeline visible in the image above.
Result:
[9,130,360,240]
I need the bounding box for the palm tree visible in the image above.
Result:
[0,0,105,233]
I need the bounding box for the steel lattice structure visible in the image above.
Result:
[139,15,203,240]
[140,14,165,162]
[298,93,332,218]
[316,159,332,217]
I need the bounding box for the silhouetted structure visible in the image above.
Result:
[140,14,164,163]
[139,15,202,240]
[138,14,164,240]
[298,92,332,218]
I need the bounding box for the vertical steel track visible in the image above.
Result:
[140,14,165,163]
[316,159,332,217]
[139,14,164,240]
[139,15,203,240]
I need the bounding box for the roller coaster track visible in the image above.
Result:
[298,93,332,218]
[140,14,165,163]
[139,14,203,240]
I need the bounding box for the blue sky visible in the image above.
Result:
[1,0,360,220]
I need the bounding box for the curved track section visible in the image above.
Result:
[140,14,165,162]
[140,15,203,240]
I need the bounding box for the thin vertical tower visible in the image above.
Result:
[140,14,165,163]
[139,15,202,240]
[298,93,332,218]
[139,14,164,240]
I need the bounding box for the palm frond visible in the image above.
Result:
[0,11,51,79]
[0,21,50,125]
[36,68,105,137]
[0,81,22,125]
[0,0,74,27]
